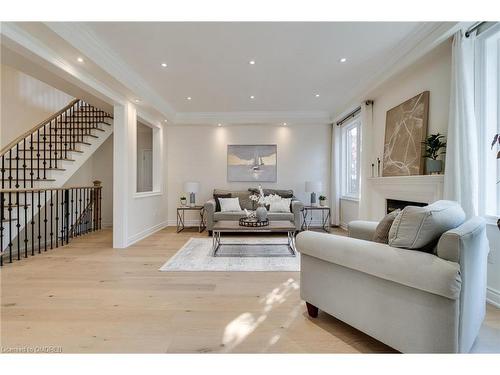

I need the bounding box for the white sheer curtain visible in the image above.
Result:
[443,30,479,218]
[358,101,373,220]
[330,124,341,226]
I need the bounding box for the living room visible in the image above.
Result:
[1,1,500,373]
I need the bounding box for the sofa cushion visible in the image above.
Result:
[214,211,247,221]
[267,212,294,221]
[269,198,292,213]
[213,211,294,222]
[213,193,231,212]
[373,209,400,244]
[388,200,466,250]
[297,231,462,300]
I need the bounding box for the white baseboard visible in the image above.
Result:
[102,222,113,228]
[487,287,500,308]
[127,221,168,246]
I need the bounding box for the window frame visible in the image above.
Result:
[134,119,162,198]
[476,23,500,219]
[340,116,361,201]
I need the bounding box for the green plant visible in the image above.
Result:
[319,195,326,201]
[492,133,500,184]
[180,196,187,200]
[422,133,446,160]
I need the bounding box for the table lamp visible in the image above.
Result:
[184,182,200,207]
[305,181,322,206]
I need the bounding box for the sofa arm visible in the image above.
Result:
[297,231,461,300]
[348,220,379,241]
[204,199,216,230]
[291,199,304,231]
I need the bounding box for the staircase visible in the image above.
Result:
[0,99,113,265]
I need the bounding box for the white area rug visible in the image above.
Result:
[159,237,300,272]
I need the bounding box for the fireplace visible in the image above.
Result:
[386,199,427,214]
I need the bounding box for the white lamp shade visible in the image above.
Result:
[305,181,322,193]
[184,182,200,193]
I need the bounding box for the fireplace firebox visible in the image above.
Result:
[386,199,427,214]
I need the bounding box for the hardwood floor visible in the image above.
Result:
[1,227,499,353]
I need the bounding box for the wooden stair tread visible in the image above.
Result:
[30,140,92,146]
[1,167,66,171]
[4,158,75,161]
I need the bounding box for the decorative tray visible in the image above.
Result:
[239,218,269,227]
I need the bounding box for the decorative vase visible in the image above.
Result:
[256,205,268,222]
[180,198,187,206]
[426,159,443,175]
[319,200,326,207]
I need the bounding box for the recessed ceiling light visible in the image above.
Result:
[250,95,255,99]
[249,60,256,65]
[77,57,84,63]
[164,119,168,123]
[339,58,347,63]
[283,122,287,126]
[217,123,222,127]
[161,63,167,67]
[315,94,320,98]
[186,96,192,101]
[134,99,141,103]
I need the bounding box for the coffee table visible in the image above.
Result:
[211,220,297,257]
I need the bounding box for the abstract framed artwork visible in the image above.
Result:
[227,144,277,182]
[382,91,429,176]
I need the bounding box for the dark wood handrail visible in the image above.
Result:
[0,99,80,156]
[0,185,101,193]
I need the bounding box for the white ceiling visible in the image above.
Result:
[84,22,426,115]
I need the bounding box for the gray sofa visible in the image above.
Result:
[297,201,489,353]
[204,188,304,234]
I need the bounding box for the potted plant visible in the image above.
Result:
[180,196,187,206]
[422,133,447,174]
[492,133,500,230]
[319,195,327,207]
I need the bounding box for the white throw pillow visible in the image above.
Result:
[269,198,292,213]
[219,197,242,212]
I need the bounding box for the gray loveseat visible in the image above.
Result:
[297,200,489,353]
[204,188,304,235]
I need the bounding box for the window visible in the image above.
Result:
[341,118,361,199]
[476,24,500,217]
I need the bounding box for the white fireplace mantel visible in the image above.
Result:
[366,175,444,219]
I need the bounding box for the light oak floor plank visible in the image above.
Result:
[1,227,499,353]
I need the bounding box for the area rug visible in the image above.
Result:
[159,237,300,272]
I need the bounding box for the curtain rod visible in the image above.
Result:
[336,106,361,126]
[465,22,486,38]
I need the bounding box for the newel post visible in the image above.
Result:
[93,180,102,230]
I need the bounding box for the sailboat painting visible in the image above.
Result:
[227,145,277,182]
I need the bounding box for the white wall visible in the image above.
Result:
[64,136,114,227]
[363,41,452,221]
[339,199,359,229]
[166,124,331,225]
[1,64,74,148]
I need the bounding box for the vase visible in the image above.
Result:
[319,200,326,207]
[426,159,443,174]
[256,205,268,222]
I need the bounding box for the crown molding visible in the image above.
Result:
[331,22,461,118]
[173,110,331,125]
[0,23,127,105]
[44,22,176,121]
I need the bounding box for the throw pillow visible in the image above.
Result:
[372,209,401,244]
[388,200,466,250]
[269,198,292,213]
[219,197,242,212]
[213,193,231,212]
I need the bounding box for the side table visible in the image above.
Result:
[177,206,206,233]
[301,206,331,232]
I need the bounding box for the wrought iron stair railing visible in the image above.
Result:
[0,182,102,266]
